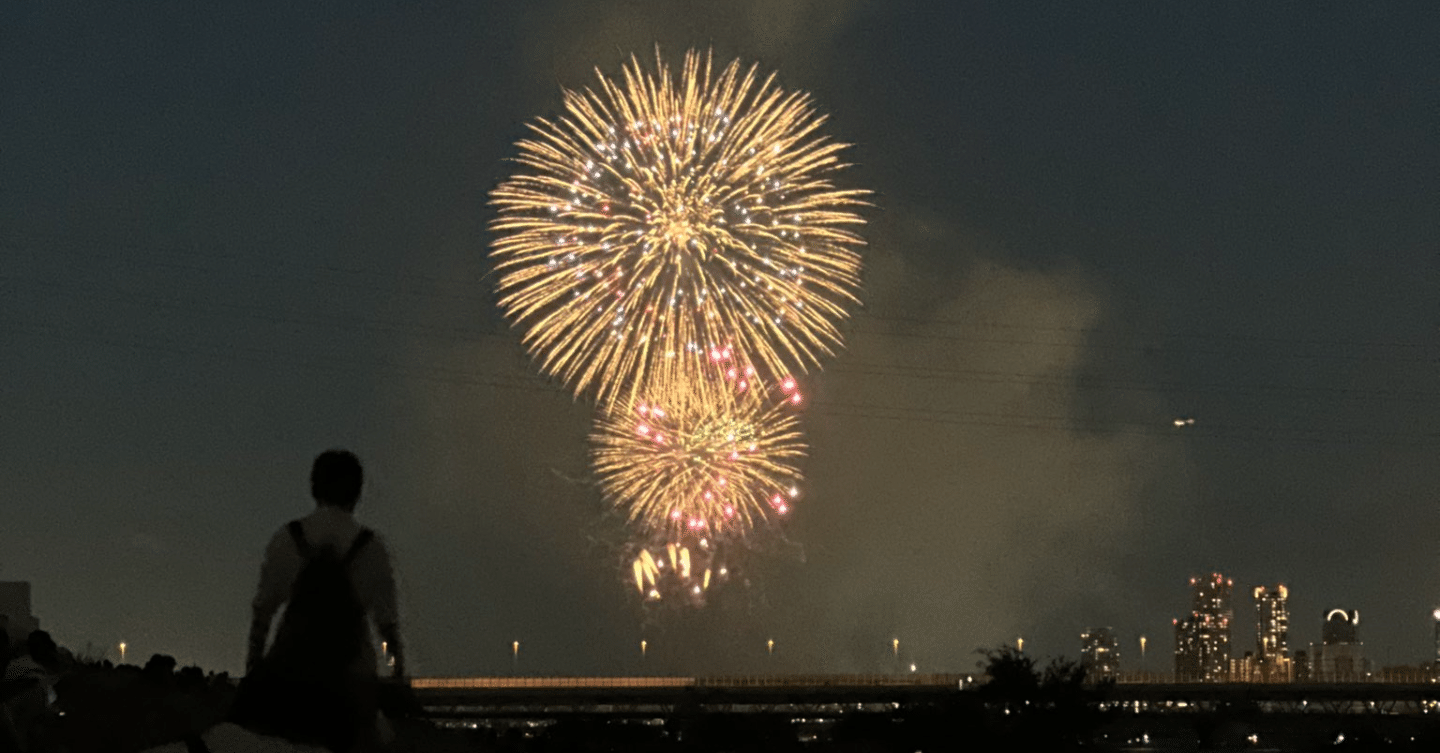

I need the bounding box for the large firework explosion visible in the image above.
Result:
[590,355,806,540]
[490,48,867,408]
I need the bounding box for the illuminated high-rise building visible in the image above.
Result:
[1080,627,1120,681]
[1314,608,1364,682]
[1174,616,1201,681]
[1174,573,1233,682]
[1322,608,1359,645]
[1253,584,1292,682]
[1293,649,1311,682]
[1192,573,1233,622]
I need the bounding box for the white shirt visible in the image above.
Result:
[3,655,55,705]
[251,505,399,674]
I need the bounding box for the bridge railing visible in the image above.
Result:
[413,674,977,691]
[414,670,1439,692]
[1111,669,1438,685]
[413,676,697,690]
[695,674,971,689]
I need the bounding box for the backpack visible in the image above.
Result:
[267,522,374,679]
[228,523,375,751]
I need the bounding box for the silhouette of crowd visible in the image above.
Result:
[2,450,416,753]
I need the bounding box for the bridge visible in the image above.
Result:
[411,675,1440,719]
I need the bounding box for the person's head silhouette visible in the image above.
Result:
[27,630,59,669]
[310,449,363,512]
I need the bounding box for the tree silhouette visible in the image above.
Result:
[975,644,1110,750]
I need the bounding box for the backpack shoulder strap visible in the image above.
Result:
[287,520,310,557]
[343,528,374,565]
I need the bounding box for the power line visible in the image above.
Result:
[7,274,1436,412]
[0,235,486,291]
[1,274,513,345]
[844,327,1437,364]
[6,321,1436,448]
[827,363,1440,404]
[812,400,1439,447]
[6,271,1436,372]
[856,313,1434,351]
[6,235,1433,354]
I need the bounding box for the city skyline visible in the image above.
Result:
[1070,575,1440,683]
[13,567,1440,679]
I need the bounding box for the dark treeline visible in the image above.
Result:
[23,644,1440,752]
[46,654,233,752]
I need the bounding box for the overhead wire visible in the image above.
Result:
[4,236,1436,447]
[6,234,1434,355]
[5,270,1436,406]
[6,319,1436,448]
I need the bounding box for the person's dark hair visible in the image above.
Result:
[27,630,58,668]
[310,450,363,509]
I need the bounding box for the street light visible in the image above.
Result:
[511,641,520,675]
[767,639,775,656]
[118,642,126,664]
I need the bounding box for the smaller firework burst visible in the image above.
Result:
[629,536,730,607]
[591,352,806,540]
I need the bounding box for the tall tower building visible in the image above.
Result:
[1192,573,1234,623]
[1314,608,1364,681]
[1173,616,1200,681]
[1253,584,1292,681]
[1322,609,1359,645]
[1174,573,1233,682]
[1080,627,1120,681]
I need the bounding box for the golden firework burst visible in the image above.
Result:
[591,373,806,539]
[491,48,867,408]
[628,538,728,607]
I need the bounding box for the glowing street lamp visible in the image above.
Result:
[767,639,775,656]
[118,642,126,664]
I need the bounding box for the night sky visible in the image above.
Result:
[3,2,1437,677]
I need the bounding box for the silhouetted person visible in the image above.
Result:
[2,631,60,753]
[234,449,404,752]
[0,628,18,753]
[144,654,178,686]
